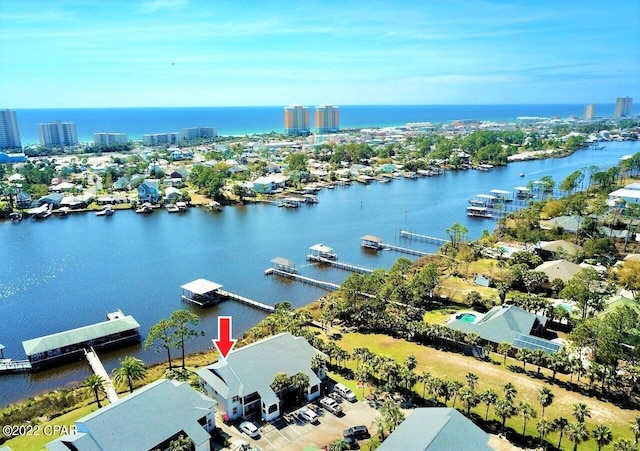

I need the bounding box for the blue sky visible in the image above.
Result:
[1,0,639,108]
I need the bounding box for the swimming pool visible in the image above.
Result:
[457,313,477,323]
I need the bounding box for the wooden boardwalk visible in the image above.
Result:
[270,269,340,291]
[306,255,373,274]
[216,289,276,313]
[0,359,32,373]
[400,230,449,245]
[383,243,432,257]
[84,348,119,403]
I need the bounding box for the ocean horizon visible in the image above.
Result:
[13,103,617,145]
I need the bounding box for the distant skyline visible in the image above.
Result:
[1,0,639,108]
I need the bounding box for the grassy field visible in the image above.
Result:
[333,332,639,450]
[4,404,98,450]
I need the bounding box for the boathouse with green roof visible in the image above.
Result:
[22,313,140,368]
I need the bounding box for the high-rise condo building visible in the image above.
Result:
[315,104,340,133]
[181,127,218,140]
[93,133,128,146]
[38,120,78,147]
[583,104,596,120]
[0,109,22,150]
[284,105,310,135]
[614,97,633,118]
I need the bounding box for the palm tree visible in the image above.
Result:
[167,434,191,451]
[592,424,613,451]
[270,372,291,406]
[448,380,463,408]
[372,414,388,441]
[494,397,518,434]
[310,353,326,376]
[291,372,310,404]
[538,387,554,417]
[566,421,589,451]
[519,401,537,436]
[553,417,570,450]
[404,353,417,372]
[352,346,371,371]
[613,438,635,451]
[572,402,592,423]
[419,370,431,399]
[503,382,517,402]
[84,374,105,407]
[630,416,640,446]
[379,399,405,433]
[113,356,146,393]
[465,372,479,389]
[497,342,512,366]
[516,348,531,371]
[355,364,372,398]
[536,418,553,449]
[459,386,479,415]
[480,389,498,421]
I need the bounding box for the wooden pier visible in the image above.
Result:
[400,230,449,245]
[307,254,373,274]
[0,359,32,373]
[216,289,276,313]
[268,269,340,291]
[180,278,275,312]
[383,243,432,257]
[84,347,119,403]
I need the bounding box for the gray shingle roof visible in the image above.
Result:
[46,379,215,450]
[378,408,491,451]
[535,259,582,282]
[22,316,140,356]
[448,305,547,346]
[197,333,322,407]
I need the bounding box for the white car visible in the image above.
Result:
[239,421,260,438]
[298,408,320,423]
[320,397,343,415]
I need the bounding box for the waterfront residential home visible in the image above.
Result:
[377,408,492,451]
[164,186,182,203]
[534,259,582,283]
[46,379,216,451]
[137,179,160,203]
[252,174,288,194]
[197,332,326,422]
[537,239,583,259]
[447,304,559,353]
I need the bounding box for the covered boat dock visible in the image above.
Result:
[180,278,224,306]
[361,235,383,250]
[308,243,338,260]
[22,313,141,369]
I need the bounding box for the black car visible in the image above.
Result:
[343,425,370,440]
[344,436,360,449]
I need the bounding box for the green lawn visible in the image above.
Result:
[4,404,98,451]
[333,332,639,450]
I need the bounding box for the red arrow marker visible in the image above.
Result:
[213,316,237,359]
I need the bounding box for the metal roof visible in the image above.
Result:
[309,243,333,253]
[271,257,295,267]
[180,279,223,295]
[22,315,140,357]
[361,235,382,243]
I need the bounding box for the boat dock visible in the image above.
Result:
[383,243,432,257]
[180,278,275,312]
[307,254,373,274]
[267,269,340,291]
[361,234,432,256]
[400,230,449,245]
[216,288,276,313]
[84,347,119,403]
[0,359,32,373]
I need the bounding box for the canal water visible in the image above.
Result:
[0,141,638,407]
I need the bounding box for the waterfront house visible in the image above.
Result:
[34,192,64,208]
[537,240,583,258]
[447,304,559,353]
[164,186,182,203]
[46,379,216,451]
[378,408,492,451]
[137,179,160,203]
[197,333,325,422]
[608,182,640,205]
[22,313,140,369]
[252,174,288,194]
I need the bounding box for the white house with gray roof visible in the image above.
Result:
[197,332,325,422]
[46,379,216,451]
[378,408,492,451]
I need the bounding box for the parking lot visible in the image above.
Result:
[219,395,379,450]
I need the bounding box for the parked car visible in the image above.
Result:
[334,383,357,402]
[239,421,260,438]
[298,407,320,423]
[343,425,370,440]
[320,397,343,415]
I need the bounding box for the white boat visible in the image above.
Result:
[467,206,493,218]
[96,206,114,216]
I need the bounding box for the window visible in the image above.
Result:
[268,404,278,414]
[232,407,238,415]
[310,385,319,393]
